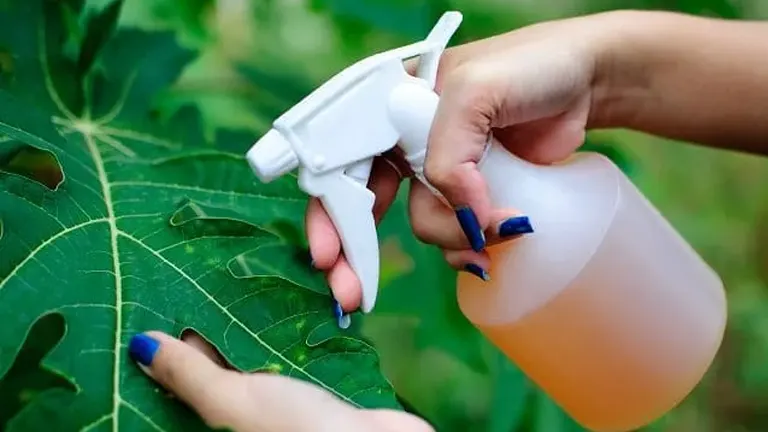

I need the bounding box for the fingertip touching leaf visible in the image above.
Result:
[0,1,398,430]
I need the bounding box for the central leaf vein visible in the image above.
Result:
[83,131,124,430]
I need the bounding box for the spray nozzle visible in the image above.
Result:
[245,11,464,318]
[247,129,299,182]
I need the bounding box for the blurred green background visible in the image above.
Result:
[83,0,768,430]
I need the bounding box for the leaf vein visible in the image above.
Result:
[0,218,108,290]
[223,286,282,310]
[80,413,113,432]
[122,401,167,432]
[116,230,360,407]
[98,127,181,150]
[0,189,67,228]
[83,132,123,431]
[124,301,175,325]
[39,25,77,121]
[255,310,324,337]
[110,181,304,202]
[94,72,138,126]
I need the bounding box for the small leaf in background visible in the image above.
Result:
[581,133,636,177]
[485,351,531,432]
[517,389,585,432]
[309,0,434,40]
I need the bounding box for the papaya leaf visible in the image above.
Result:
[0,1,398,430]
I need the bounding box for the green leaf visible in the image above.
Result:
[374,187,490,373]
[0,1,397,430]
[485,351,530,432]
[0,313,77,429]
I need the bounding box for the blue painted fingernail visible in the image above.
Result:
[455,206,485,252]
[332,300,351,329]
[129,333,160,367]
[498,215,534,238]
[463,263,490,281]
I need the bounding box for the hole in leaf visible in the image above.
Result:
[266,219,306,248]
[169,198,275,239]
[0,142,64,190]
[227,243,328,295]
[306,320,349,347]
[179,327,234,371]
[0,313,76,427]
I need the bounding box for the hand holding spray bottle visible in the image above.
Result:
[245,12,727,432]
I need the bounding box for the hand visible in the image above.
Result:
[307,13,617,316]
[127,332,434,432]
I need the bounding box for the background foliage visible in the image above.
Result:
[5,0,768,430]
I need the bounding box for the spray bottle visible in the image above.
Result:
[245,11,727,432]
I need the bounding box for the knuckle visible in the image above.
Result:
[443,62,495,108]
[423,160,462,193]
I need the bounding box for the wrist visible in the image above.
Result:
[586,10,703,130]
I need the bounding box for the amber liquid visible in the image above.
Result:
[458,171,727,432]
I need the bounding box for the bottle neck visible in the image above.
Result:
[477,136,541,176]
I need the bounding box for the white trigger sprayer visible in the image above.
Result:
[245,11,463,322]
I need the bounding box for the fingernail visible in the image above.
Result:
[463,263,490,281]
[455,206,485,252]
[498,215,534,238]
[129,333,160,367]
[332,300,351,329]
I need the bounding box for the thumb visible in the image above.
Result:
[423,64,503,252]
[127,331,252,430]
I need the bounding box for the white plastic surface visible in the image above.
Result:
[246,129,299,182]
[244,11,463,314]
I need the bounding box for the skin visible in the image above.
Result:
[132,10,768,431]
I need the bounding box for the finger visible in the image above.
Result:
[371,153,406,224]
[128,331,252,430]
[322,156,410,312]
[495,94,590,165]
[326,255,361,313]
[306,150,407,269]
[443,249,491,281]
[422,61,503,252]
[408,180,532,250]
[402,45,467,93]
[403,56,419,76]
[306,197,341,270]
[128,332,369,431]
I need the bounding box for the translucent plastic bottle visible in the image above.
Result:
[456,141,727,432]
